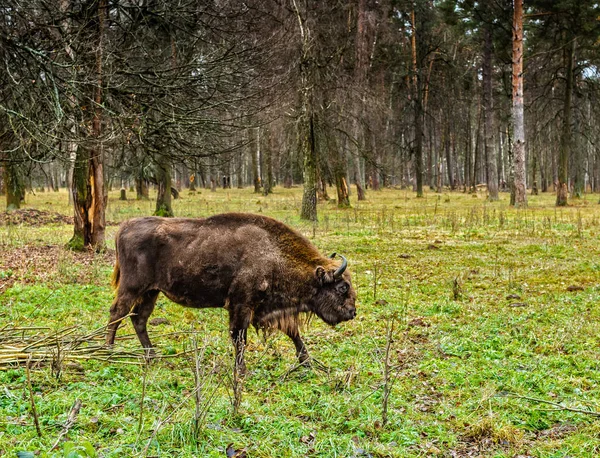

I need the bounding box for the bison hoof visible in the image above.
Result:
[298,353,311,366]
[142,348,157,360]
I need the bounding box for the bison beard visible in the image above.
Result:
[105,213,357,374]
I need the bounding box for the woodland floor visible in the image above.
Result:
[1,187,600,457]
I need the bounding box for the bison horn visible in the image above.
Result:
[333,254,347,279]
[329,252,337,259]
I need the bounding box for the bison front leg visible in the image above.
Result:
[228,307,251,376]
[284,329,310,365]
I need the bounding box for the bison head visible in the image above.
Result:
[311,254,357,325]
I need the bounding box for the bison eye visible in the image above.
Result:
[336,282,349,294]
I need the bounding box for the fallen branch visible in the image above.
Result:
[496,391,600,417]
[26,356,42,437]
[51,399,82,450]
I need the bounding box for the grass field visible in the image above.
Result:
[1,187,600,457]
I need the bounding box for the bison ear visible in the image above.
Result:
[315,266,334,285]
[315,266,327,285]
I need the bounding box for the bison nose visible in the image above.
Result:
[349,307,357,318]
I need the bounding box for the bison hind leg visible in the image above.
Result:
[129,290,160,352]
[106,291,139,346]
[106,289,159,353]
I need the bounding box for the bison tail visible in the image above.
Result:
[111,258,120,290]
[111,232,120,290]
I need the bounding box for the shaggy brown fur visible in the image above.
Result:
[105,213,356,373]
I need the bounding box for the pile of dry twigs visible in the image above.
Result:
[0,317,157,371]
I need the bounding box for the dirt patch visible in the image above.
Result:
[0,209,119,227]
[536,423,577,440]
[0,209,74,226]
[0,244,115,291]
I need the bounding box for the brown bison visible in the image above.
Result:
[106,213,356,373]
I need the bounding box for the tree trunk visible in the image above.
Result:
[136,165,149,200]
[68,0,106,250]
[68,147,91,249]
[252,127,261,193]
[154,154,174,216]
[472,106,482,193]
[263,134,273,196]
[352,0,369,201]
[556,38,575,205]
[531,147,539,195]
[483,23,499,201]
[445,116,454,190]
[464,107,472,193]
[0,164,5,196]
[293,0,318,221]
[336,175,350,207]
[5,161,24,211]
[411,7,424,198]
[300,113,318,221]
[572,43,584,198]
[512,0,527,207]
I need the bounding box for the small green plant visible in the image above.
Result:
[0,268,14,279]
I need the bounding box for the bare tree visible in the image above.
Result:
[512,0,527,207]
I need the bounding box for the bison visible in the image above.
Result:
[106,213,356,373]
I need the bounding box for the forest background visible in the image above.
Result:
[2,1,600,457]
[1,0,600,239]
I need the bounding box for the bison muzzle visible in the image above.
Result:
[106,213,357,373]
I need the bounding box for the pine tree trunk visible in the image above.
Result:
[512,0,527,207]
[572,46,584,198]
[445,116,454,190]
[556,38,575,205]
[263,135,273,196]
[252,128,261,193]
[411,7,424,198]
[483,24,499,201]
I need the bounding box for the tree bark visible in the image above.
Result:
[293,0,318,221]
[512,0,527,207]
[253,127,261,193]
[411,7,424,197]
[300,113,318,221]
[263,132,273,196]
[483,23,499,201]
[557,37,575,204]
[154,154,174,216]
[68,0,106,250]
[68,147,91,250]
[5,161,24,211]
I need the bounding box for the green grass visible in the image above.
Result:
[1,187,600,456]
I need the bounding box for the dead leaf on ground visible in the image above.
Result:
[408,317,430,327]
[566,285,584,292]
[537,423,577,439]
[149,318,170,326]
[226,443,247,458]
